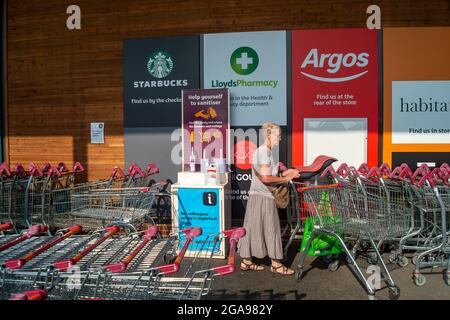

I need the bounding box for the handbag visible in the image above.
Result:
[272,183,289,209]
[253,165,289,209]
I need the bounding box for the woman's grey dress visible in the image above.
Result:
[238,144,283,260]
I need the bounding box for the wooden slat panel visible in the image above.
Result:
[6,0,450,180]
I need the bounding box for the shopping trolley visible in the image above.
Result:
[0,225,48,254]
[400,173,450,286]
[0,164,29,232]
[49,186,158,231]
[47,228,245,300]
[0,225,204,300]
[295,181,401,300]
[392,165,448,268]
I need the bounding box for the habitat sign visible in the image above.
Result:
[203,31,287,126]
[392,81,450,144]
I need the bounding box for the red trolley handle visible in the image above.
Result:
[0,222,13,232]
[357,163,370,175]
[398,167,413,179]
[440,163,450,174]
[0,225,48,253]
[348,166,360,178]
[418,163,431,173]
[41,162,51,173]
[9,290,48,301]
[443,174,450,187]
[415,174,436,188]
[105,226,159,273]
[0,163,11,177]
[129,166,146,180]
[337,163,350,178]
[412,166,429,182]
[430,167,446,180]
[47,165,62,177]
[379,163,391,176]
[320,165,337,179]
[128,162,140,174]
[28,163,44,177]
[73,162,85,173]
[366,167,382,179]
[57,162,69,173]
[400,163,411,170]
[4,225,82,270]
[156,227,203,275]
[13,163,27,177]
[209,227,246,276]
[53,225,120,271]
[110,166,125,179]
[146,163,160,176]
[390,166,403,179]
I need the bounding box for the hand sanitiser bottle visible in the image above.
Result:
[189,147,196,172]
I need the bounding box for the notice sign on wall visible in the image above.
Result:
[392,81,450,144]
[90,123,104,144]
[203,31,287,126]
[182,89,230,170]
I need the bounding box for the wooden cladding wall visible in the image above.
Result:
[6,0,450,181]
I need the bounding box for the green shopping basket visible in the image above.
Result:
[300,190,342,256]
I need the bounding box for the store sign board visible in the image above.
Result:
[203,31,287,126]
[392,81,450,144]
[292,29,379,166]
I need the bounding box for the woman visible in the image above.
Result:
[238,122,300,275]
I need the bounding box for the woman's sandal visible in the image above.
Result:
[240,261,265,271]
[270,264,294,276]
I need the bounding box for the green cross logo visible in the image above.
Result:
[230,47,259,75]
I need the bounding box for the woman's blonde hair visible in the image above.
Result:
[262,122,281,139]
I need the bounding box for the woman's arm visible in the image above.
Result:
[256,164,299,186]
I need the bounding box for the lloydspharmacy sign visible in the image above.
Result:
[210,47,279,89]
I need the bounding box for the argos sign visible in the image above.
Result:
[301,49,370,82]
[292,29,380,167]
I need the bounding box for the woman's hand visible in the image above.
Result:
[282,169,297,177]
[284,169,300,182]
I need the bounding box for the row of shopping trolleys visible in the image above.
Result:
[0,222,245,300]
[290,162,450,300]
[0,161,168,234]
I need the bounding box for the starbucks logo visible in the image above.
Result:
[147,51,174,78]
[230,47,259,75]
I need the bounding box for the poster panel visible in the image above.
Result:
[292,29,379,167]
[203,31,287,126]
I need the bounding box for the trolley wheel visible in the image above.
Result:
[163,253,176,264]
[388,286,400,300]
[414,274,427,287]
[295,269,303,282]
[388,251,398,263]
[322,254,333,265]
[328,260,339,272]
[398,256,409,268]
[445,270,450,286]
[367,294,378,300]
[367,252,378,265]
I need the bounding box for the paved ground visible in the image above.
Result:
[206,240,450,300]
